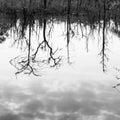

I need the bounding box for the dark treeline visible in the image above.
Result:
[0,0,120,30]
[0,0,120,29]
[0,0,119,15]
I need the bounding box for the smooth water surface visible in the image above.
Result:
[0,17,120,120]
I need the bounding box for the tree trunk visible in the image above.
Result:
[44,0,47,9]
[67,0,71,15]
[102,0,106,72]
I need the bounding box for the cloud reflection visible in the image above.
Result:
[0,114,20,120]
[0,77,120,120]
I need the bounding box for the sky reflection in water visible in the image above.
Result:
[0,22,120,120]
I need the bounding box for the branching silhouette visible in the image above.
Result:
[10,17,62,75]
[11,8,35,50]
[32,1,62,68]
[32,18,62,68]
[10,15,41,76]
[66,0,75,64]
[67,10,70,64]
[99,0,109,72]
[44,0,47,9]
[113,68,120,90]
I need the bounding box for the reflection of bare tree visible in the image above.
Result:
[66,0,72,64]
[11,8,30,49]
[9,3,62,76]
[10,16,40,76]
[67,16,70,64]
[33,18,61,67]
[10,17,61,75]
[113,68,120,92]
[32,0,61,67]
[99,0,109,72]
[44,0,47,9]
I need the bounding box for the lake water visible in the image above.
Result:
[0,15,120,120]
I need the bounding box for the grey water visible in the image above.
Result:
[0,12,120,120]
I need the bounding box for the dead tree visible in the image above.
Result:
[32,18,61,68]
[99,0,109,72]
[44,0,47,9]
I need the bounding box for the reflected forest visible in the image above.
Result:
[2,1,120,120]
[0,0,120,75]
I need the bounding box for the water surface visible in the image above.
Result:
[0,13,120,120]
